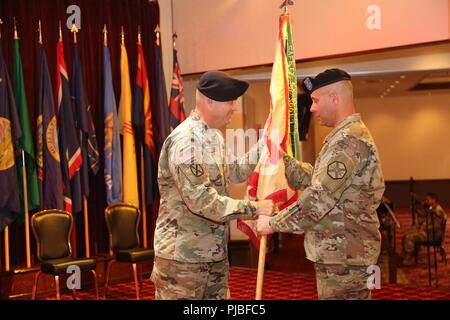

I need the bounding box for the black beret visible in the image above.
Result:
[197,71,249,102]
[302,68,351,94]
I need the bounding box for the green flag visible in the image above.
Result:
[13,37,40,221]
[284,17,300,160]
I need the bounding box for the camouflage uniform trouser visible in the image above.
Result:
[151,256,229,300]
[314,263,371,300]
[402,226,426,257]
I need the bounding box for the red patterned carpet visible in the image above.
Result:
[39,208,449,300]
[42,266,450,300]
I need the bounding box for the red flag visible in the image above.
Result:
[237,14,300,249]
[168,48,186,131]
[56,39,83,215]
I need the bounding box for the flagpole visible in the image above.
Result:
[140,146,148,248]
[13,18,32,269]
[71,23,90,258]
[0,18,10,272]
[137,27,148,249]
[255,235,267,300]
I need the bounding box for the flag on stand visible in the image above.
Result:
[103,42,122,205]
[36,43,64,211]
[0,40,22,230]
[118,38,139,207]
[13,34,40,221]
[71,41,99,199]
[168,47,186,131]
[154,35,170,156]
[56,38,83,214]
[132,41,157,207]
[237,13,300,249]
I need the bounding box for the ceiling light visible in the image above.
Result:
[400,75,406,79]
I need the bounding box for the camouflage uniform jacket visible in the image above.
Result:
[270,113,385,266]
[417,204,447,240]
[155,112,260,263]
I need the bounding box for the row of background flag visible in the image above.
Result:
[0,20,186,235]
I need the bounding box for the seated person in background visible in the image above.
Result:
[377,196,394,230]
[377,196,395,253]
[401,192,447,265]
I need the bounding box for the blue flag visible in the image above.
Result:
[36,44,64,211]
[0,40,22,230]
[71,42,100,198]
[154,44,170,157]
[103,44,122,205]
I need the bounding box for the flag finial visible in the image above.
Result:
[71,23,79,43]
[103,24,108,46]
[38,20,43,44]
[154,25,160,46]
[137,25,141,45]
[121,26,125,45]
[58,20,62,41]
[14,17,19,40]
[279,0,294,14]
[172,33,178,48]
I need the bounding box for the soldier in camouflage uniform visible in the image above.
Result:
[151,71,274,300]
[257,69,385,300]
[401,193,447,265]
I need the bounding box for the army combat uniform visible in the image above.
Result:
[270,113,385,299]
[151,111,261,299]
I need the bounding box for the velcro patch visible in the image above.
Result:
[190,164,205,177]
[327,161,347,180]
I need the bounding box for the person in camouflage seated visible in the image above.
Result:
[401,192,447,266]
[151,71,275,300]
[257,69,385,300]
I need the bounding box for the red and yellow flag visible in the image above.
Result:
[238,13,300,249]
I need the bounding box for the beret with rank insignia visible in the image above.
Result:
[302,68,351,94]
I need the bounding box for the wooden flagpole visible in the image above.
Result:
[140,145,148,249]
[14,19,32,269]
[4,228,10,272]
[22,151,32,268]
[255,236,267,300]
[138,27,148,249]
[0,18,10,272]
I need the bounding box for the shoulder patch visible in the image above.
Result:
[327,161,347,180]
[190,163,205,177]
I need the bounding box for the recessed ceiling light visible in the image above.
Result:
[400,75,406,79]
[390,85,395,88]
[395,80,400,84]
[386,88,391,92]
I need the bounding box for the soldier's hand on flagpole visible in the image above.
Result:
[254,200,275,216]
[256,215,275,235]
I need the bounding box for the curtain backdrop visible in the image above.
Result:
[0,0,161,265]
